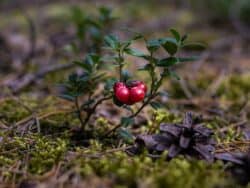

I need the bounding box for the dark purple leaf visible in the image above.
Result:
[194,136,216,146]
[194,124,213,136]
[179,135,191,149]
[193,144,214,161]
[243,129,250,140]
[160,123,182,137]
[133,111,216,162]
[136,135,158,150]
[215,153,244,165]
[155,143,169,152]
[126,145,141,155]
[168,144,182,158]
[183,112,193,128]
[153,133,175,144]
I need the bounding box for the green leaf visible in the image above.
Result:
[89,27,102,40]
[71,6,85,24]
[182,42,206,50]
[104,78,117,90]
[146,39,161,53]
[157,91,169,97]
[157,57,179,67]
[138,64,152,71]
[124,48,147,58]
[81,99,95,108]
[73,60,92,73]
[86,54,100,65]
[100,55,117,62]
[132,33,144,40]
[170,28,181,42]
[64,42,79,54]
[159,37,178,55]
[181,34,188,42]
[79,73,90,82]
[150,101,164,110]
[121,70,131,82]
[117,128,134,144]
[59,94,75,102]
[68,73,78,82]
[178,57,199,62]
[113,96,124,107]
[99,6,112,18]
[92,73,107,82]
[169,71,181,80]
[121,117,134,127]
[121,41,132,49]
[104,34,119,49]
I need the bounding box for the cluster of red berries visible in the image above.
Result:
[113,81,147,105]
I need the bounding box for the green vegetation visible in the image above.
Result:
[0,1,250,187]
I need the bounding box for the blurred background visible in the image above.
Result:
[0,0,249,102]
[0,1,250,187]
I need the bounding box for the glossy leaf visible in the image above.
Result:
[157,57,179,67]
[124,48,147,58]
[170,28,181,42]
[121,117,134,127]
[138,64,152,71]
[117,128,134,143]
[181,34,188,42]
[150,101,164,110]
[73,60,92,73]
[159,37,178,55]
[182,42,206,50]
[59,94,75,102]
[178,57,199,62]
[146,39,161,53]
[168,144,182,158]
[168,71,180,80]
[104,34,119,49]
[104,78,117,91]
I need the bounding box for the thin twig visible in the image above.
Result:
[81,96,112,129]
[75,96,86,131]
[76,146,133,159]
[22,14,36,64]
[218,120,248,133]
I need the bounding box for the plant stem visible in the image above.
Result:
[130,95,155,118]
[119,64,123,81]
[103,50,161,137]
[75,96,86,131]
[118,50,123,81]
[81,96,112,129]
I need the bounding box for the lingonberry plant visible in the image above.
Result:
[102,30,202,138]
[113,81,147,105]
[60,28,203,140]
[70,6,116,53]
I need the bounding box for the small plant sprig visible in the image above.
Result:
[70,6,116,53]
[103,29,203,138]
[60,28,203,140]
[60,54,112,132]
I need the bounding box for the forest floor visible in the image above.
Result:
[0,1,250,188]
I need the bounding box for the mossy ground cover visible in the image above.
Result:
[0,1,250,187]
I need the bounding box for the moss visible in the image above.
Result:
[217,74,250,101]
[0,134,67,177]
[72,149,233,188]
[0,99,30,123]
[29,137,67,174]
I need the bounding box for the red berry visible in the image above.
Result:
[129,87,145,103]
[128,81,147,93]
[115,86,130,104]
[113,82,126,91]
[137,82,147,93]
[113,81,146,105]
